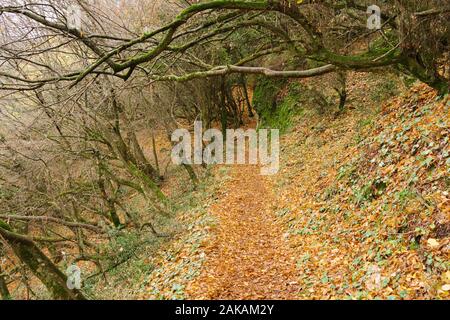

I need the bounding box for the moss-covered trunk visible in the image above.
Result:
[0,221,86,300]
[0,265,10,300]
[400,54,449,95]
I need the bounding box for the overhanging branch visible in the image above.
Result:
[149,64,336,82]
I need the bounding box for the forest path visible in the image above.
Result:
[185,165,300,299]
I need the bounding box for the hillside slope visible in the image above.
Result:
[131,73,449,300]
[275,81,449,299]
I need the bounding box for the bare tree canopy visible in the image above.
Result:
[0,0,449,92]
[0,0,449,301]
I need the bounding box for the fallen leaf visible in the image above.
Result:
[441,284,450,291]
[427,238,440,248]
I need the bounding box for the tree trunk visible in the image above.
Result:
[336,71,347,112]
[164,117,200,187]
[0,265,10,300]
[111,93,161,183]
[220,77,228,142]
[151,130,161,177]
[97,175,122,228]
[0,221,86,300]
[401,53,449,95]
[240,75,254,117]
[183,163,199,188]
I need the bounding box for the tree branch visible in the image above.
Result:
[149,64,336,82]
[0,215,102,232]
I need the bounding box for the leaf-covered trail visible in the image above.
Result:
[185,165,300,299]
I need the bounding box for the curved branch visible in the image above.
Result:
[415,6,450,16]
[73,0,318,84]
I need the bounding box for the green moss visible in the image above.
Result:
[253,78,304,133]
[313,45,402,69]
[252,77,286,113]
[0,220,12,231]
